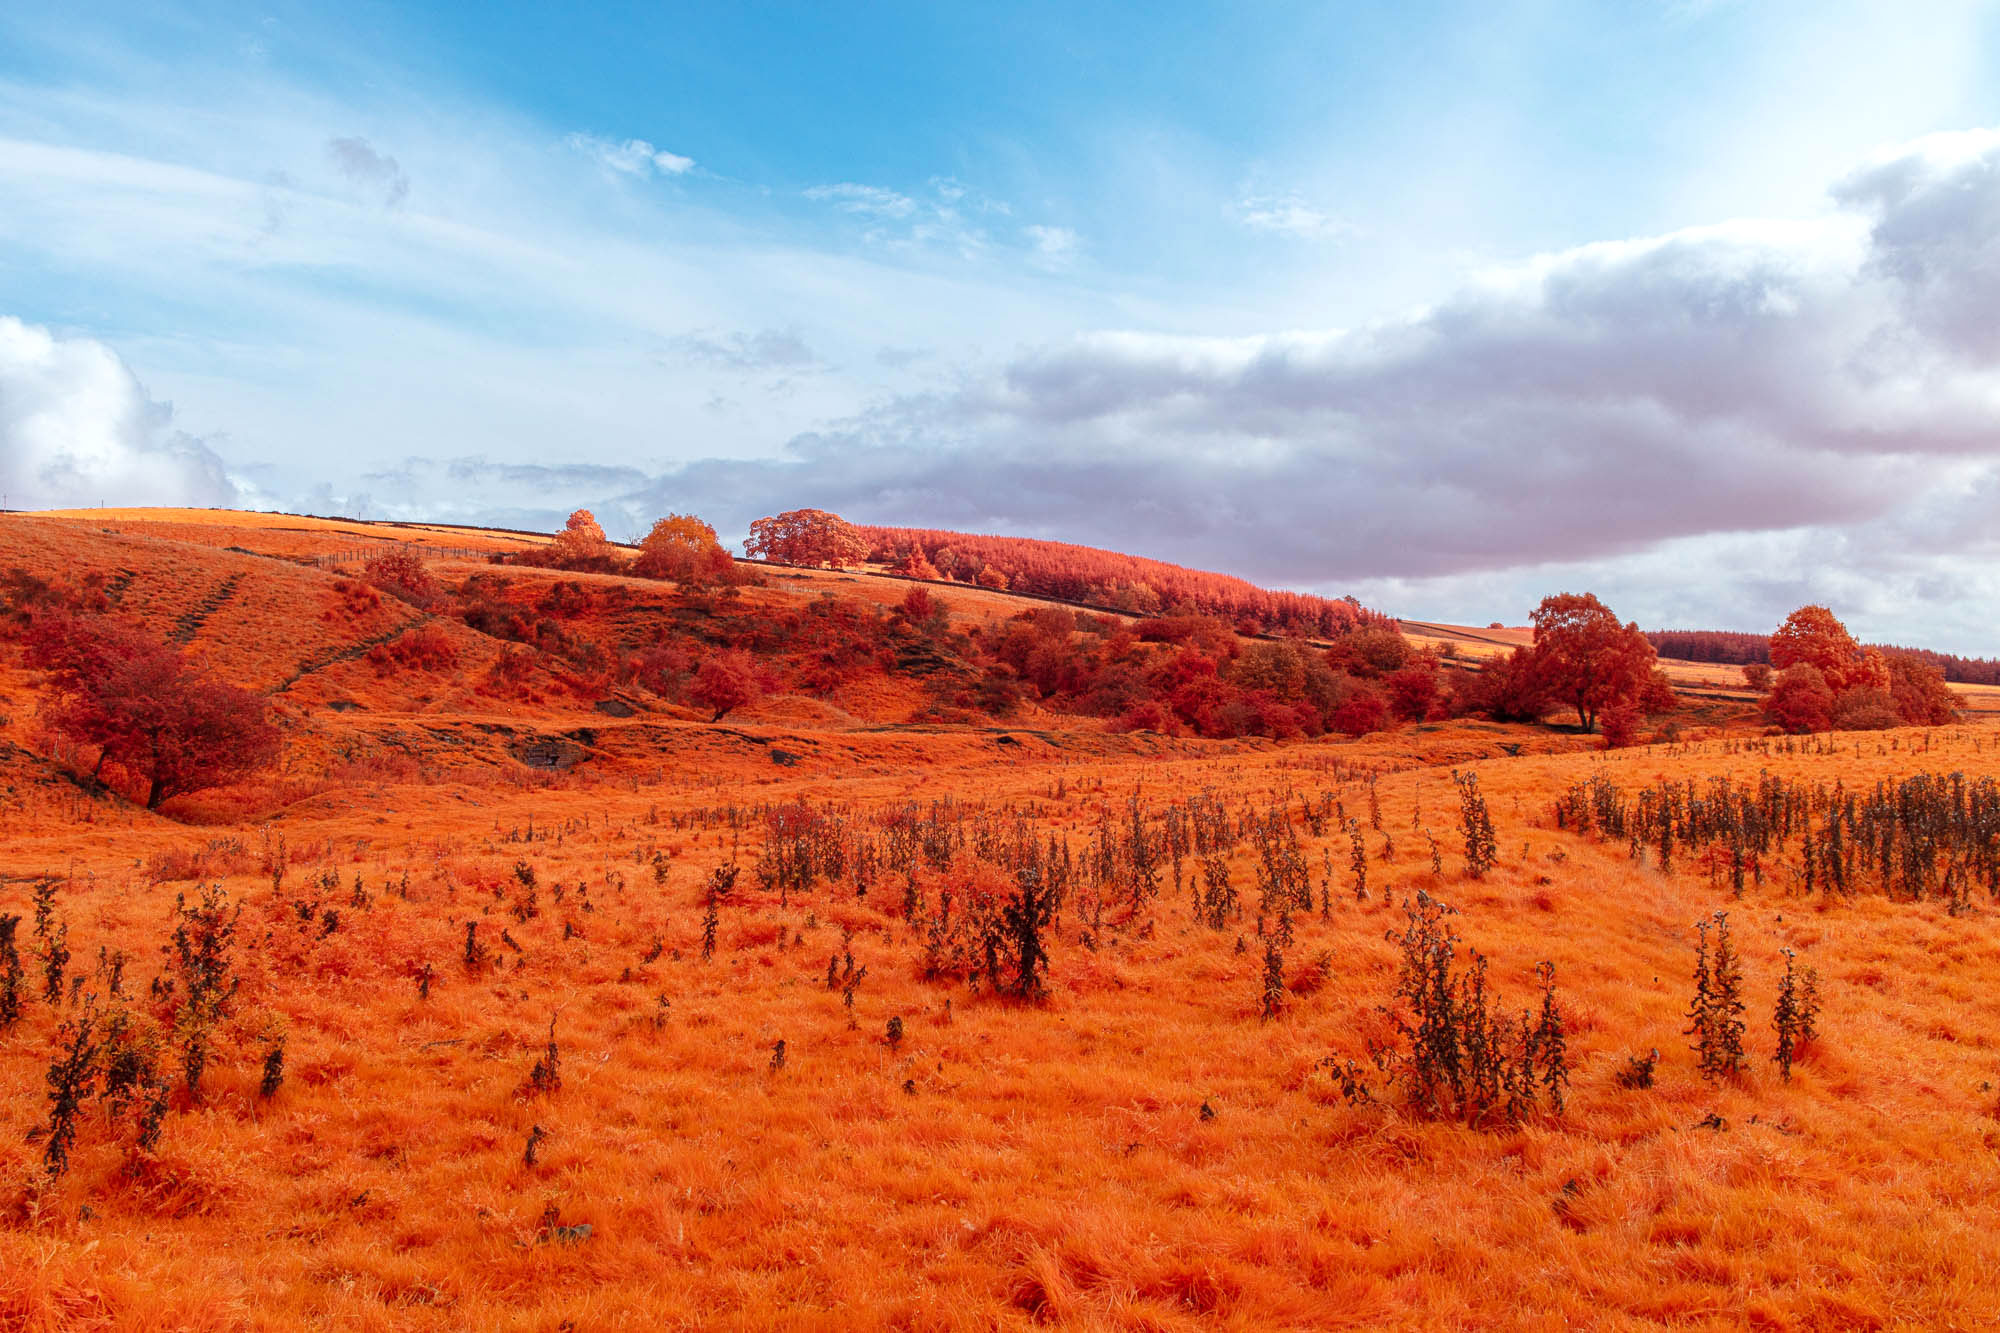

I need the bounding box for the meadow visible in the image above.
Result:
[1,511,1994,1331]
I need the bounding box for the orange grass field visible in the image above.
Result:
[3,511,1999,1330]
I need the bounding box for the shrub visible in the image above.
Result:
[1346,893,1566,1127]
[1453,770,1498,879]
[367,624,460,674]
[690,653,759,721]
[42,1001,103,1178]
[1685,911,1746,1081]
[362,549,439,606]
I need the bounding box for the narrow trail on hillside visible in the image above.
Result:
[275,612,435,693]
[170,572,245,644]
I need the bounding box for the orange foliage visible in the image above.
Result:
[4,511,2000,1328]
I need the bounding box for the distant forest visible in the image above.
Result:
[858,526,1391,639]
[1646,630,2000,686]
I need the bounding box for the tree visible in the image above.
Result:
[26,614,281,810]
[1882,650,1959,726]
[1527,592,1656,732]
[1763,664,1834,734]
[1769,606,1884,694]
[891,544,940,580]
[743,509,869,568]
[1742,663,1773,692]
[1463,646,1552,722]
[634,513,735,586]
[689,652,758,721]
[550,509,614,567]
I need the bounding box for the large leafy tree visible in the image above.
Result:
[634,513,736,586]
[26,614,280,810]
[1527,592,1657,733]
[1768,605,1886,694]
[743,508,869,568]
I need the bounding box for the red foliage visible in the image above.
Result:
[24,613,280,809]
[1770,606,1883,695]
[690,652,759,721]
[1883,650,1958,726]
[634,514,741,587]
[365,625,459,675]
[361,549,439,607]
[1528,593,1657,733]
[1384,657,1445,722]
[857,525,1390,637]
[1764,664,1834,734]
[1460,647,1551,723]
[1599,703,1644,749]
[745,509,869,569]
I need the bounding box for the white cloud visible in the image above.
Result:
[566,133,695,177]
[1025,224,1081,266]
[804,182,917,218]
[0,316,238,511]
[1236,192,1351,240]
[604,130,2000,653]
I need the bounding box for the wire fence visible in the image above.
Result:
[308,543,500,568]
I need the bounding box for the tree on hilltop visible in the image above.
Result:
[743,509,869,569]
[551,509,614,566]
[635,513,736,586]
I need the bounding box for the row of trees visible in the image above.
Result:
[1648,627,2000,686]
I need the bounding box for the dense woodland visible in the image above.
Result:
[1648,629,2000,686]
[857,524,1390,638]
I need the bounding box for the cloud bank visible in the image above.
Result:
[596,131,2000,648]
[0,317,238,511]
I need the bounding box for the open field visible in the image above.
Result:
[2,511,1998,1329]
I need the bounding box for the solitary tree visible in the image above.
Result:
[26,614,280,809]
[743,509,869,568]
[550,509,615,567]
[689,653,758,721]
[361,549,438,606]
[634,513,735,586]
[1527,592,1656,732]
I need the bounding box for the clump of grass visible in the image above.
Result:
[259,1030,286,1099]
[1616,1049,1660,1090]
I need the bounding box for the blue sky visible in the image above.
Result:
[8,1,2000,650]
